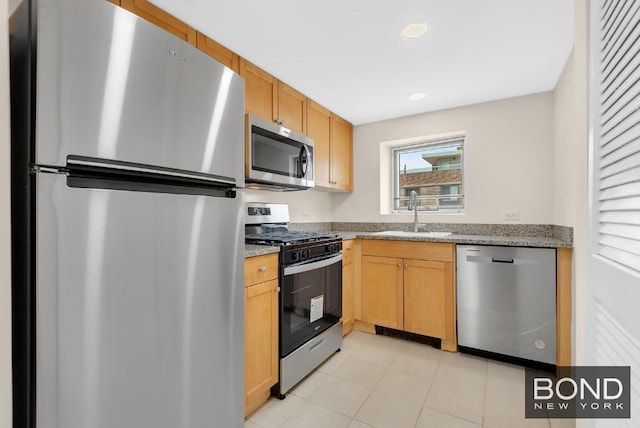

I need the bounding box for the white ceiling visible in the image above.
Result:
[151,0,574,126]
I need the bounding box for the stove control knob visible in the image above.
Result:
[302,249,311,259]
[291,251,300,261]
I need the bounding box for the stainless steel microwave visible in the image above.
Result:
[245,115,314,191]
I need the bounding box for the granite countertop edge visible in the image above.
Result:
[244,245,280,258]
[332,231,571,248]
[245,232,570,257]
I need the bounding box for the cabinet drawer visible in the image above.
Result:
[245,254,278,286]
[362,240,454,262]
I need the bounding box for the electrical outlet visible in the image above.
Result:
[504,211,520,221]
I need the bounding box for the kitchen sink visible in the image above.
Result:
[371,231,453,238]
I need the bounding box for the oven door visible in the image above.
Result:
[247,115,314,189]
[280,254,342,357]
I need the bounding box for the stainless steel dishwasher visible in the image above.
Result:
[456,245,556,365]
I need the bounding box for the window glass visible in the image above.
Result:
[392,138,464,212]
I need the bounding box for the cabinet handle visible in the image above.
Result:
[276,287,281,293]
[404,263,408,268]
[259,266,267,273]
[397,263,401,268]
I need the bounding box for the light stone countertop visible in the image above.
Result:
[244,245,279,258]
[350,231,571,248]
[245,225,572,258]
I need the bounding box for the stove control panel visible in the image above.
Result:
[282,239,342,266]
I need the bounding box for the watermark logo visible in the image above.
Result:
[525,366,630,419]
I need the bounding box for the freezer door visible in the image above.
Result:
[35,0,244,184]
[36,174,244,428]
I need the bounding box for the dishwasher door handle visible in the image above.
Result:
[491,257,514,264]
[465,255,542,266]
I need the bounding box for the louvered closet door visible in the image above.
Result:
[589,0,640,425]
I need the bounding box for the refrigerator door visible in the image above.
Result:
[35,0,244,184]
[36,173,244,428]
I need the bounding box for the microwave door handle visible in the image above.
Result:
[298,145,310,178]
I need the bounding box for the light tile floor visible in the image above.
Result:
[246,330,577,428]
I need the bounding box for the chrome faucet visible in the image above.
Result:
[409,190,421,232]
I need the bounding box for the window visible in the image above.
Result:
[392,137,464,212]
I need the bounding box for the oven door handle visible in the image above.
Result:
[283,253,343,276]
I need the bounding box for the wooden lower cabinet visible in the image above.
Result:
[361,255,404,329]
[360,240,456,350]
[403,259,451,339]
[341,240,355,334]
[244,255,279,417]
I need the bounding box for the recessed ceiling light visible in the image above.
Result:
[408,92,425,101]
[402,22,429,39]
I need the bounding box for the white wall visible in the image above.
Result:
[245,189,333,223]
[1,0,13,427]
[553,44,589,370]
[332,92,556,224]
[552,0,590,374]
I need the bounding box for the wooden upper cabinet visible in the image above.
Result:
[306,101,353,192]
[196,32,239,72]
[307,100,332,188]
[239,58,307,134]
[120,0,196,45]
[239,58,278,123]
[277,81,306,134]
[107,0,120,5]
[331,114,354,192]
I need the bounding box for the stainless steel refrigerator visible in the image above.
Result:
[10,0,245,427]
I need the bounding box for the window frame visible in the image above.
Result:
[391,137,465,213]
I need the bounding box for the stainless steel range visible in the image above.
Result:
[245,203,343,398]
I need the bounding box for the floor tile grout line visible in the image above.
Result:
[412,346,444,427]
[480,354,489,427]
[349,335,403,426]
[301,371,374,421]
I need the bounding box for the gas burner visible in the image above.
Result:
[245,230,339,246]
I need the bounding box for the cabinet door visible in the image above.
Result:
[361,256,403,329]
[120,0,196,45]
[277,81,306,134]
[331,114,353,191]
[341,240,354,334]
[239,58,278,122]
[107,0,120,5]
[244,278,279,416]
[196,32,239,72]
[307,100,332,188]
[403,259,449,339]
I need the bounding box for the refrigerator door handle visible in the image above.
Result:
[66,155,236,186]
[63,156,238,198]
